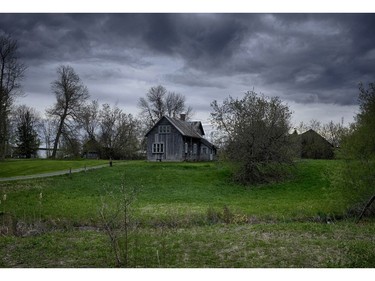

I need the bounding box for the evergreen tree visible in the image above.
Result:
[15,107,40,158]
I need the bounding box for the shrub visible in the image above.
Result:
[210,91,294,185]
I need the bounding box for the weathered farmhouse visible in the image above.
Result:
[145,115,216,161]
[299,129,334,159]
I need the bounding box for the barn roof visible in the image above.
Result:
[300,129,333,147]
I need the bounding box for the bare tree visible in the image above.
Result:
[138,85,193,129]
[99,103,122,154]
[321,119,348,148]
[295,119,322,134]
[99,103,140,159]
[40,118,56,158]
[80,99,100,141]
[296,118,348,148]
[165,91,193,118]
[46,65,89,158]
[138,85,167,126]
[0,33,27,159]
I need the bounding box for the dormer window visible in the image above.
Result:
[159,125,171,134]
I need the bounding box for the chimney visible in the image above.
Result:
[180,114,186,121]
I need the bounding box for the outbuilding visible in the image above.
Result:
[300,129,334,159]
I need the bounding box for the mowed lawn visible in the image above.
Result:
[0,159,111,178]
[0,159,374,267]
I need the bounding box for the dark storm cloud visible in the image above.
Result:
[128,13,375,106]
[0,14,93,62]
[0,14,248,64]
[142,14,181,53]
[217,14,375,105]
[1,13,374,108]
[174,14,247,61]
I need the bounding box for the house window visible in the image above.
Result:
[185,142,188,154]
[193,143,197,155]
[202,147,207,155]
[158,125,171,134]
[152,143,164,153]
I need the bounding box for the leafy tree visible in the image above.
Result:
[14,105,40,158]
[211,91,294,184]
[343,82,375,159]
[0,33,27,159]
[332,82,375,218]
[138,85,193,129]
[46,65,89,158]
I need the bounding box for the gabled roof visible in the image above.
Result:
[145,116,204,139]
[190,121,205,136]
[166,117,205,138]
[145,116,216,149]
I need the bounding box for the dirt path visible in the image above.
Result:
[0,164,111,182]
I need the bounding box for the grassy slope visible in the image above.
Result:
[0,160,345,223]
[0,159,111,178]
[0,159,374,267]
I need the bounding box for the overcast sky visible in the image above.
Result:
[1,13,375,130]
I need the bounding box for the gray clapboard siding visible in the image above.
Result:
[145,115,216,162]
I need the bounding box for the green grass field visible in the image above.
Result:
[0,159,110,178]
[0,159,374,267]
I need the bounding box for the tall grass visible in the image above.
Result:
[1,222,374,267]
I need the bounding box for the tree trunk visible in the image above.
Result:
[51,113,66,159]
